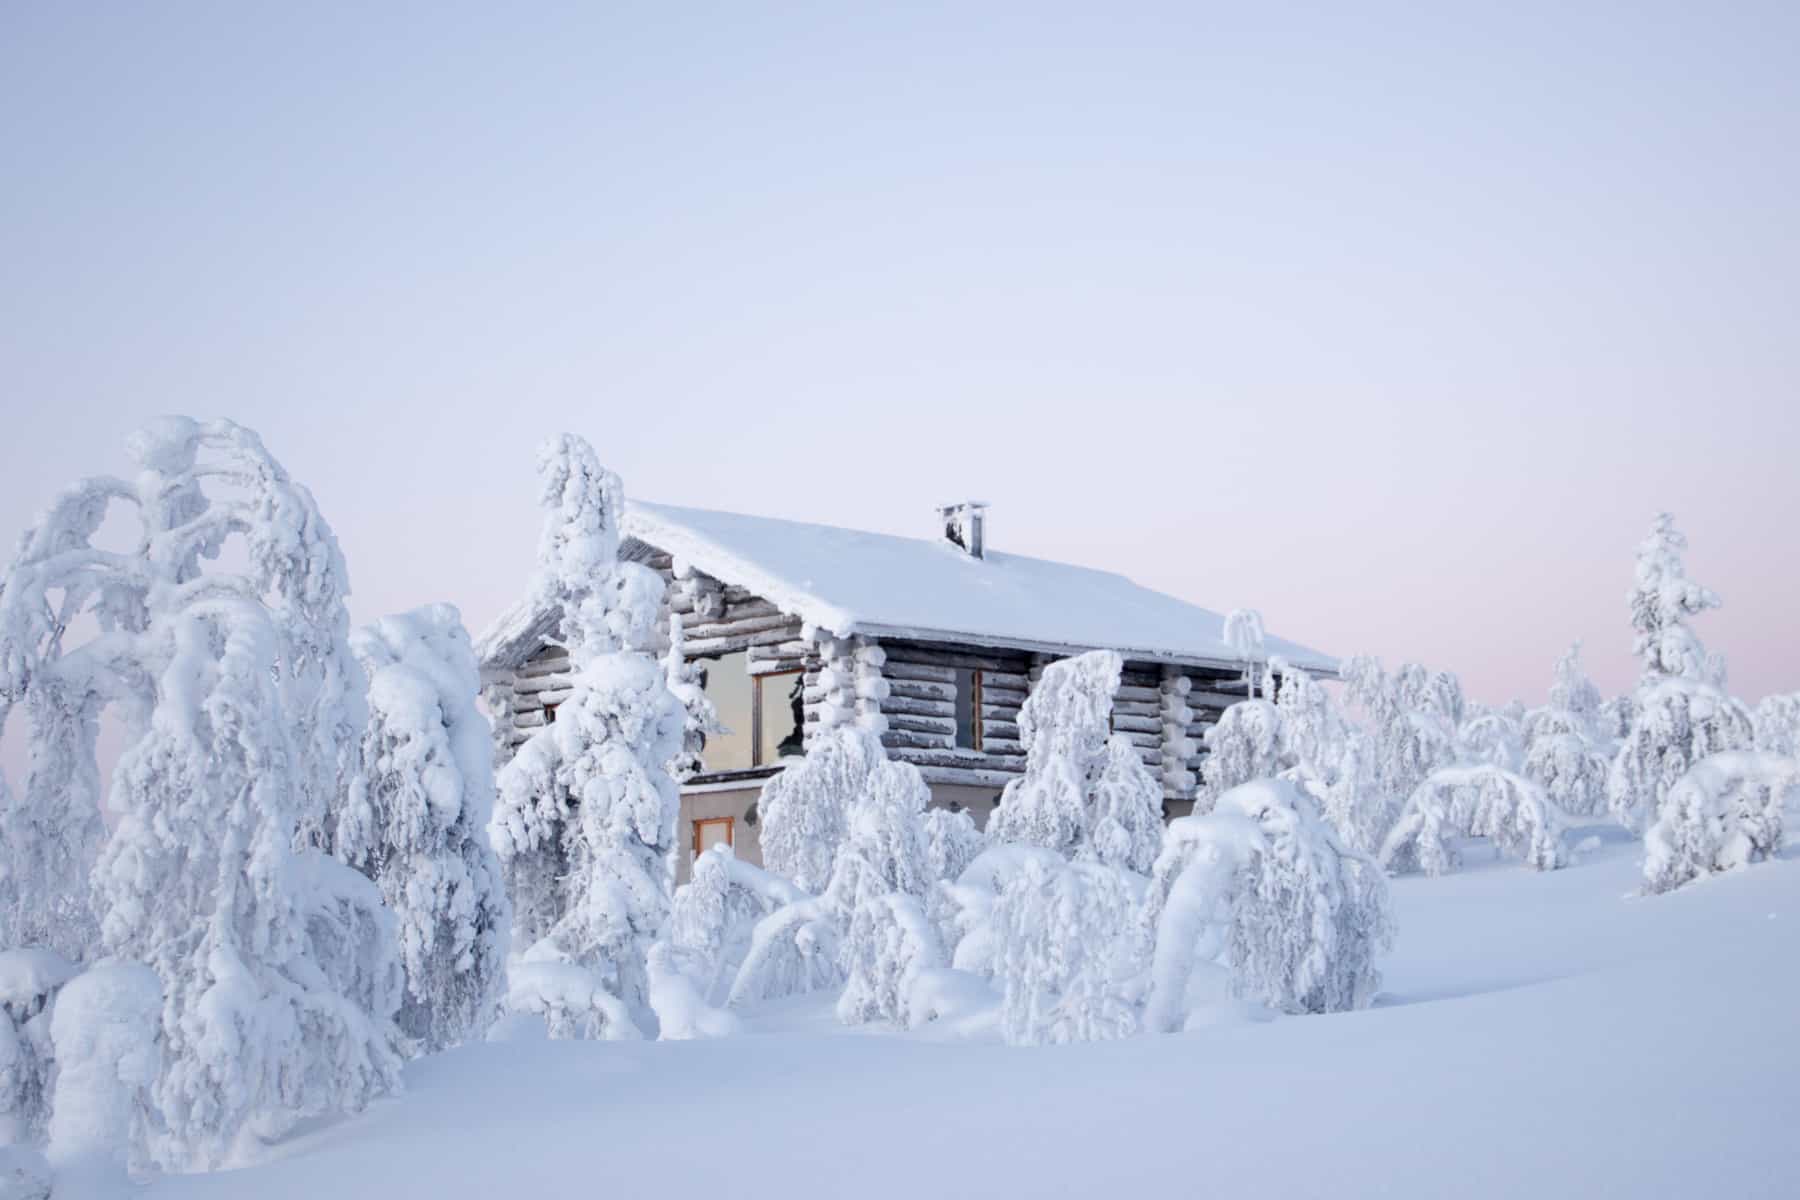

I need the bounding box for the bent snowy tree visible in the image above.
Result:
[342,605,511,1054]
[1143,778,1392,1032]
[1642,752,1797,894]
[0,418,402,1169]
[1381,765,1569,876]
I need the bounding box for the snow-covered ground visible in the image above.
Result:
[148,832,1800,1200]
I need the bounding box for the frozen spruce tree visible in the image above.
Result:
[1,418,402,1169]
[1521,645,1612,819]
[1195,695,1288,813]
[1608,515,1754,834]
[491,434,685,1038]
[1143,778,1391,1032]
[987,856,1144,1045]
[1339,656,1462,852]
[829,750,936,1026]
[920,806,985,884]
[0,949,79,1146]
[1642,752,1797,894]
[340,605,510,1053]
[987,650,1162,869]
[1751,693,1800,758]
[1270,666,1385,858]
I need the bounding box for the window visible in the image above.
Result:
[542,700,559,725]
[693,816,733,858]
[953,667,983,751]
[756,670,805,764]
[693,654,805,773]
[698,651,753,771]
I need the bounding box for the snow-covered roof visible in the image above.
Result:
[613,502,1335,675]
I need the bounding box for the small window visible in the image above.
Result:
[693,816,733,858]
[542,701,559,725]
[953,668,983,751]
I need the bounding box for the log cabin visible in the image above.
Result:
[476,501,1335,878]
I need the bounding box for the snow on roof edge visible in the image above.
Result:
[621,501,1339,676]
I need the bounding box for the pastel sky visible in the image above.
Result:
[3,1,1796,734]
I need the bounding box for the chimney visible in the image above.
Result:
[937,501,988,559]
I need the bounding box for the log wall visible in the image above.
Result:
[488,538,1265,808]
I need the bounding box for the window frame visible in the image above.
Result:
[752,668,807,766]
[693,816,734,858]
[953,667,985,752]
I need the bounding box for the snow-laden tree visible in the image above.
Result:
[0,419,402,1169]
[920,807,985,885]
[1458,705,1525,770]
[0,677,106,962]
[755,725,884,895]
[46,959,161,1190]
[339,605,510,1054]
[1083,738,1166,874]
[987,650,1161,868]
[490,435,686,1038]
[985,856,1144,1045]
[1221,607,1267,697]
[1380,765,1568,876]
[648,845,804,1038]
[1265,666,1387,858]
[722,733,925,1013]
[0,950,78,1146]
[1751,693,1800,758]
[1195,697,1287,813]
[662,614,722,782]
[1642,752,1797,894]
[1608,515,1753,834]
[1338,656,1462,852]
[827,751,936,1026]
[1628,513,1722,684]
[1520,645,1612,819]
[1143,778,1391,1032]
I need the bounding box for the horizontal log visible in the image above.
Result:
[881,730,956,751]
[978,684,1027,707]
[981,719,1020,741]
[978,670,1030,692]
[684,626,806,656]
[680,613,797,642]
[883,662,957,684]
[890,679,955,703]
[1115,685,1162,704]
[713,598,783,621]
[893,748,1027,773]
[913,763,1024,788]
[518,654,571,679]
[977,737,1023,755]
[880,696,956,719]
[512,673,573,696]
[1111,714,1162,735]
[879,643,1031,673]
[889,714,956,736]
